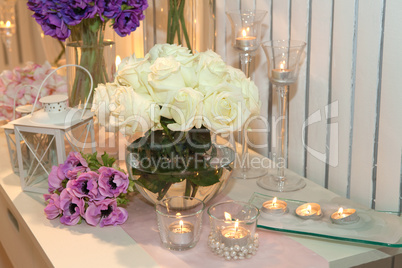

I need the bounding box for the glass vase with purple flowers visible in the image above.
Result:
[27,0,149,107]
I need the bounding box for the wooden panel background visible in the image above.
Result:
[1,0,402,212]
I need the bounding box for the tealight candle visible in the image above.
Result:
[220,219,249,247]
[296,203,322,220]
[261,197,288,215]
[168,220,194,246]
[271,61,292,82]
[331,207,359,225]
[235,29,257,51]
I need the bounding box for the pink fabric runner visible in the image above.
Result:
[120,194,328,268]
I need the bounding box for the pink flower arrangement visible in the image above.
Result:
[44,152,134,227]
[0,61,67,121]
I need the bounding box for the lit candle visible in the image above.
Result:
[261,197,288,215]
[168,220,194,246]
[235,29,257,51]
[271,61,292,82]
[220,213,249,247]
[296,203,322,220]
[115,55,121,70]
[331,207,359,225]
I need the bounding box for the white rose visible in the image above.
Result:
[115,55,151,95]
[196,51,228,94]
[91,82,118,130]
[148,57,186,103]
[109,86,160,135]
[239,78,261,115]
[148,43,196,66]
[226,65,246,88]
[203,82,250,133]
[160,87,204,131]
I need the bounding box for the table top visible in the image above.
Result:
[0,130,400,268]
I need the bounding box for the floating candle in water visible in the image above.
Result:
[296,203,322,220]
[261,197,288,215]
[331,207,359,225]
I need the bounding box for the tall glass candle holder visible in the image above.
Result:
[257,40,307,192]
[226,10,267,179]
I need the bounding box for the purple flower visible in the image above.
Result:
[113,9,144,37]
[48,165,66,193]
[85,199,128,227]
[125,0,149,10]
[59,189,85,225]
[66,171,101,200]
[44,193,62,220]
[59,0,98,26]
[98,0,123,19]
[59,152,89,180]
[98,167,129,198]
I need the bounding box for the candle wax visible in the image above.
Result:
[262,199,288,215]
[220,225,249,247]
[235,36,257,51]
[168,221,194,245]
[296,203,322,219]
[331,208,359,224]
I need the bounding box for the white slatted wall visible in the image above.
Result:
[3,0,402,212]
[216,0,402,212]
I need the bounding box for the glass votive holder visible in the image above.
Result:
[207,200,260,261]
[155,196,205,251]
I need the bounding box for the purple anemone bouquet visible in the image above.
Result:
[27,0,149,41]
[27,0,149,107]
[44,152,134,227]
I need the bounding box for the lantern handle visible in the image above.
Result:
[13,85,38,120]
[31,64,94,121]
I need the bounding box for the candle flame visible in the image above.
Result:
[242,29,247,38]
[235,220,239,232]
[338,207,343,215]
[280,61,286,70]
[115,55,122,69]
[307,204,312,214]
[5,21,11,27]
[272,197,277,207]
[176,212,181,216]
[179,220,183,233]
[224,212,232,221]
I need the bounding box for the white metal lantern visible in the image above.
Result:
[2,123,20,173]
[12,65,96,194]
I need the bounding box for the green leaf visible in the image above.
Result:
[187,168,222,187]
[101,152,116,167]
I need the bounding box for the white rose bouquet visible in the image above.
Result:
[92,44,261,201]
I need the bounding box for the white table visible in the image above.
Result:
[0,130,401,268]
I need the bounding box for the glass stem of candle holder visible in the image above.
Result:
[239,52,253,78]
[231,51,266,179]
[275,85,288,179]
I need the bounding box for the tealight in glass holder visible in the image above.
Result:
[155,196,205,251]
[258,40,307,192]
[226,10,267,180]
[207,200,260,261]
